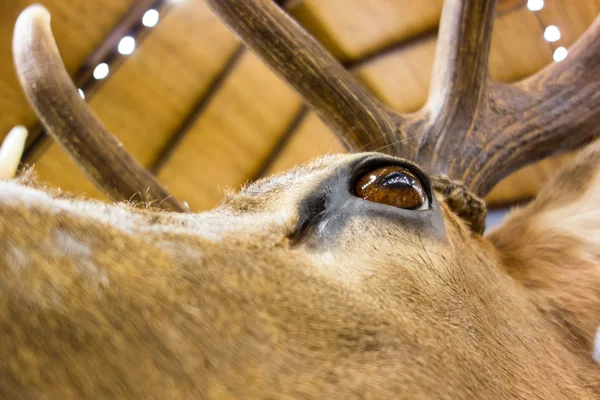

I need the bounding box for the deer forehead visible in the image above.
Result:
[1,153,457,268]
[234,153,362,205]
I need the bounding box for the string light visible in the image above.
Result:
[93,63,110,80]
[60,5,164,107]
[553,46,568,62]
[118,36,136,55]
[527,0,544,11]
[544,25,561,42]
[142,9,160,27]
[525,2,567,63]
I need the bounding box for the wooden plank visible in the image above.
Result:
[156,52,303,210]
[287,0,526,62]
[289,0,445,61]
[356,38,436,113]
[89,1,238,167]
[0,0,136,142]
[265,113,345,176]
[149,46,246,174]
[488,8,552,82]
[32,0,240,198]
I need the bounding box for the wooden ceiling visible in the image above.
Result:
[2,0,599,210]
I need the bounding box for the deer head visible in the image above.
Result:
[2,1,599,398]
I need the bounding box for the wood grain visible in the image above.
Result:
[289,0,444,61]
[157,52,303,210]
[265,113,346,176]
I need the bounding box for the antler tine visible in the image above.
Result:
[204,0,405,154]
[13,5,187,212]
[466,15,600,196]
[415,0,498,173]
[203,0,600,233]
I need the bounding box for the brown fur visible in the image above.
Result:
[0,150,599,398]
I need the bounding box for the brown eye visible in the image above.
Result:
[355,166,428,210]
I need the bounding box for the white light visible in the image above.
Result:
[142,9,159,27]
[553,46,568,62]
[118,36,136,55]
[78,88,85,99]
[544,25,561,42]
[93,63,110,80]
[527,0,544,11]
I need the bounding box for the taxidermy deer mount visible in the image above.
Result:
[1,0,599,398]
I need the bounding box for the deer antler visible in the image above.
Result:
[13,5,187,212]
[206,0,600,232]
[471,15,600,195]
[204,0,404,153]
[415,0,497,173]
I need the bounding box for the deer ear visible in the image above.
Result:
[487,141,600,363]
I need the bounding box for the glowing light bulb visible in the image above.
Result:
[544,25,561,42]
[118,36,136,55]
[93,63,109,80]
[78,88,85,99]
[553,46,568,62]
[527,0,544,11]
[142,9,159,27]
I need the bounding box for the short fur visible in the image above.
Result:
[0,146,599,398]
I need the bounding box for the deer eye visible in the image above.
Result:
[354,166,428,210]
